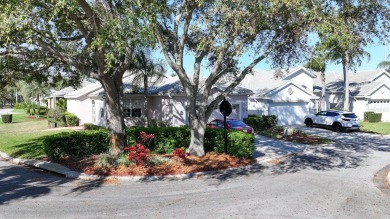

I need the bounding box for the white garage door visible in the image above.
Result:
[367,100,390,122]
[269,102,308,126]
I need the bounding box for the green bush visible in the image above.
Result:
[244,115,277,132]
[65,113,78,126]
[364,111,374,121]
[43,130,110,159]
[14,102,25,109]
[43,127,255,159]
[204,128,254,158]
[126,127,191,153]
[368,113,382,123]
[84,123,107,130]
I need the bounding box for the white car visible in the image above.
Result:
[304,110,360,132]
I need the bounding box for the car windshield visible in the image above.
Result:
[227,120,246,126]
[342,113,357,118]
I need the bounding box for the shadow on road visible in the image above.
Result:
[0,161,107,204]
[270,133,390,174]
[0,164,68,205]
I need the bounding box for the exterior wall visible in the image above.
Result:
[248,99,268,115]
[352,99,368,120]
[172,96,187,126]
[67,96,93,125]
[271,84,313,102]
[285,69,314,92]
[208,95,249,122]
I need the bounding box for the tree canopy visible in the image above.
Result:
[1,0,148,155]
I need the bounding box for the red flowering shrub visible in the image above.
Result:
[124,132,154,166]
[173,148,187,159]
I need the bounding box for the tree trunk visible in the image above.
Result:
[321,71,326,110]
[100,75,127,156]
[343,52,350,111]
[143,74,149,127]
[188,117,206,156]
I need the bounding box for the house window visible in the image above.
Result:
[123,99,142,118]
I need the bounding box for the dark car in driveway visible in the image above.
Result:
[207,119,254,134]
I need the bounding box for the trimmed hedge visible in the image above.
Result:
[65,113,78,126]
[364,111,374,121]
[84,123,107,130]
[43,127,255,159]
[368,113,382,123]
[126,127,191,153]
[43,130,110,159]
[243,115,278,132]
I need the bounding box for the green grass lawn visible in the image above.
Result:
[360,121,390,135]
[0,109,73,159]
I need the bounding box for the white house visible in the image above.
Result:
[241,67,319,125]
[63,75,253,127]
[313,69,390,122]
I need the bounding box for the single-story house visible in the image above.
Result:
[241,67,319,125]
[63,75,253,127]
[48,81,92,109]
[313,69,390,122]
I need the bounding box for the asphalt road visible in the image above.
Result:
[1,128,390,218]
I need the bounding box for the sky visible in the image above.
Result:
[155,40,388,76]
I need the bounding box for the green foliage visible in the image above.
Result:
[43,130,110,159]
[227,131,255,158]
[1,114,13,123]
[368,113,382,123]
[364,111,374,121]
[126,127,191,152]
[244,115,278,132]
[147,155,173,165]
[84,123,107,130]
[360,121,390,135]
[56,98,67,112]
[14,102,26,109]
[95,153,134,168]
[204,128,254,158]
[64,112,78,126]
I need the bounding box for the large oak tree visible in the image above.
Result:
[147,0,322,156]
[1,1,148,155]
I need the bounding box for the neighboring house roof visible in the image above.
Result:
[123,76,253,95]
[64,82,102,99]
[241,66,316,98]
[50,81,93,98]
[313,69,390,97]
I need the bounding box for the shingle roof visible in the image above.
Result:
[50,81,92,97]
[240,67,315,96]
[313,69,389,96]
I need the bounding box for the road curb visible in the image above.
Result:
[0,150,272,182]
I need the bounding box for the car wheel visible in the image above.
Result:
[332,123,343,132]
[305,119,313,128]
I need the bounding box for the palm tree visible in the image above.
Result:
[377,54,390,71]
[130,50,166,127]
[19,81,49,106]
[304,56,327,111]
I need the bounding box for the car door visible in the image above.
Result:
[323,112,337,125]
[314,111,327,124]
